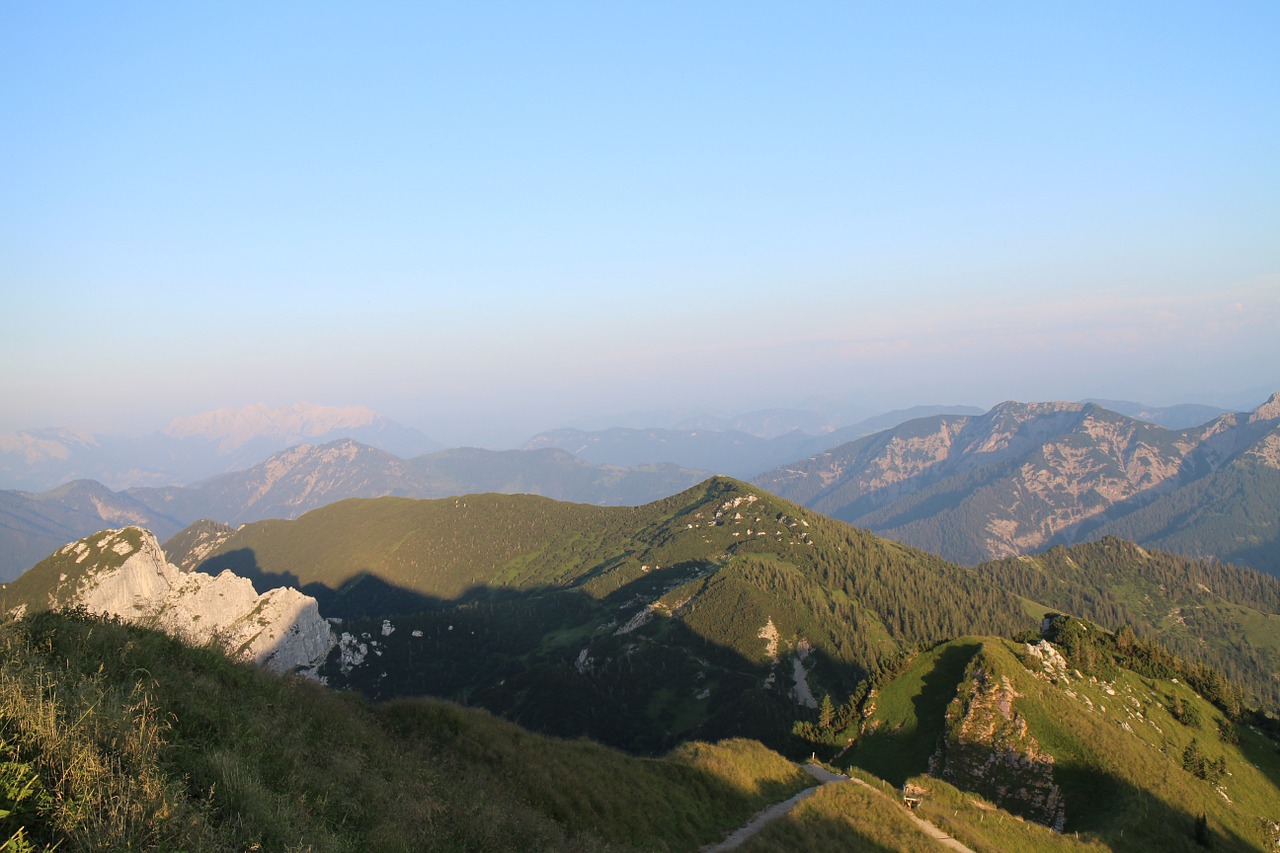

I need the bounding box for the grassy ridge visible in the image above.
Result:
[0,610,814,852]
[264,479,1034,751]
[843,634,1280,851]
[739,780,942,852]
[167,478,1280,755]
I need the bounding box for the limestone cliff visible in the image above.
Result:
[1,527,333,675]
[930,652,1066,831]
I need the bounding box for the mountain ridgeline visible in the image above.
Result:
[754,394,1280,575]
[171,477,1280,753]
[177,478,1028,752]
[0,402,440,492]
[522,405,985,479]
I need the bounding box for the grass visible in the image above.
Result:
[380,702,812,851]
[739,781,940,852]
[0,609,815,852]
[846,638,982,785]
[848,635,1280,852]
[910,775,1106,853]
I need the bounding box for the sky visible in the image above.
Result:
[2,2,1278,447]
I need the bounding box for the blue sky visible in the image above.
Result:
[2,2,1277,445]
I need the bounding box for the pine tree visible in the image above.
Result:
[818,693,835,730]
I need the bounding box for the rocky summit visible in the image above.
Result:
[0,527,333,675]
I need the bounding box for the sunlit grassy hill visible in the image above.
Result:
[152,476,1280,755]
[178,477,1032,751]
[839,626,1280,852]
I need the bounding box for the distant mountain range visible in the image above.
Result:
[524,405,986,479]
[6,394,1274,583]
[754,393,1280,574]
[0,402,439,491]
[0,480,186,585]
[128,440,708,527]
[0,440,709,581]
[1080,398,1228,429]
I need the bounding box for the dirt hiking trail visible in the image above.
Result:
[699,763,976,852]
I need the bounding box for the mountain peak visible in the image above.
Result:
[165,402,381,446]
[2,527,333,674]
[1249,391,1280,422]
[987,400,1087,420]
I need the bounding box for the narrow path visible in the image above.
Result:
[699,785,820,852]
[700,764,976,853]
[845,776,975,853]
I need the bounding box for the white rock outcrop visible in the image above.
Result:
[78,531,178,620]
[68,528,334,675]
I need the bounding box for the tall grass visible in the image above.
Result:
[0,610,816,851]
[0,615,217,850]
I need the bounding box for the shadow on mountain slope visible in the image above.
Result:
[1053,764,1263,851]
[195,547,453,618]
[194,548,868,756]
[848,641,981,786]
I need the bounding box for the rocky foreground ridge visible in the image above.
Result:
[0,527,333,674]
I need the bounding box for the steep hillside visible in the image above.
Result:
[1082,454,1280,572]
[840,626,1280,852]
[754,395,1280,574]
[0,609,815,852]
[187,477,1031,752]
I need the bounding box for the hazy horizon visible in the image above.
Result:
[4,4,1277,447]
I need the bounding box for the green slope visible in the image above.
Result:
[0,609,814,852]
[843,630,1280,851]
[165,477,1280,754]
[182,477,1032,752]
